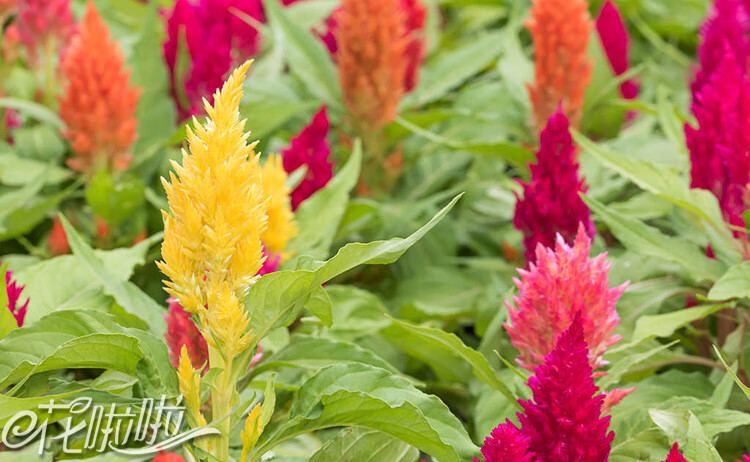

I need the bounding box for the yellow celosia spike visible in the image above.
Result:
[177,346,207,427]
[239,404,263,461]
[158,60,268,313]
[205,284,255,359]
[261,154,297,254]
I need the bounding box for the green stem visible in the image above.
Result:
[208,344,234,462]
[42,40,58,109]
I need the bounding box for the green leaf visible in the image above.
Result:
[649,409,723,462]
[261,0,341,109]
[85,171,146,228]
[310,428,419,462]
[382,317,516,403]
[289,142,361,259]
[249,363,478,462]
[240,101,317,142]
[713,346,750,401]
[630,305,728,344]
[584,195,726,282]
[12,125,66,162]
[0,152,69,186]
[0,310,176,397]
[0,97,64,128]
[707,261,750,300]
[60,216,166,336]
[246,194,461,347]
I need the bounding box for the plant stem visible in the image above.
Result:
[209,345,234,462]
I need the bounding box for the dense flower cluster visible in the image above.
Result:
[281,107,334,210]
[513,109,594,263]
[596,1,639,101]
[505,226,626,373]
[526,0,593,132]
[16,0,73,65]
[661,444,688,462]
[3,265,27,327]
[59,3,141,174]
[478,315,614,461]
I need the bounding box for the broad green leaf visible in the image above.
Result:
[85,171,146,228]
[0,310,176,397]
[382,317,516,403]
[0,97,64,128]
[261,0,341,109]
[0,390,82,427]
[0,153,69,186]
[649,409,723,462]
[245,195,461,348]
[289,142,361,259]
[60,217,167,336]
[12,125,65,162]
[249,363,478,462]
[630,305,728,344]
[240,101,317,142]
[310,428,419,462]
[707,261,750,300]
[584,195,726,282]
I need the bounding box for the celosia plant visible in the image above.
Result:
[526,0,593,132]
[3,264,27,327]
[281,106,334,210]
[478,314,614,461]
[59,2,141,174]
[661,444,688,462]
[596,1,639,101]
[16,0,73,64]
[513,109,594,263]
[505,225,626,373]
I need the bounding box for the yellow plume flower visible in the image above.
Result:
[177,346,207,427]
[205,284,254,359]
[261,154,297,255]
[158,60,267,314]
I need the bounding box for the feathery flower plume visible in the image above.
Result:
[596,1,639,100]
[166,298,209,370]
[526,0,593,132]
[3,265,27,327]
[16,0,73,65]
[505,226,626,373]
[686,44,750,236]
[336,0,408,134]
[281,107,334,210]
[176,346,208,428]
[513,109,594,263]
[59,3,141,174]
[661,443,689,462]
[261,154,297,255]
[478,315,614,461]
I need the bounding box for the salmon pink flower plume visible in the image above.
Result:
[48,217,70,256]
[17,0,73,65]
[479,315,614,461]
[596,1,639,100]
[59,2,141,174]
[513,109,594,263]
[661,443,689,462]
[686,44,750,236]
[3,264,28,327]
[526,0,593,132]
[281,107,334,210]
[153,453,185,462]
[336,0,408,134]
[505,226,627,373]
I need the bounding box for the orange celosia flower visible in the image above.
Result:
[336,0,407,135]
[525,0,593,132]
[58,2,141,174]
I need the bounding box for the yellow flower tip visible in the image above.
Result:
[177,346,206,426]
[206,284,255,358]
[240,403,263,455]
[261,154,298,254]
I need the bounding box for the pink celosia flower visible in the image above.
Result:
[513,109,594,263]
[743,455,750,462]
[686,43,750,238]
[505,225,627,374]
[3,265,27,327]
[153,453,185,462]
[17,0,74,65]
[479,314,614,461]
[281,106,334,210]
[595,1,639,100]
[661,443,689,462]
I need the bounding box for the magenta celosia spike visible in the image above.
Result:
[165,298,209,370]
[479,314,614,461]
[259,248,280,276]
[691,0,748,99]
[661,443,689,462]
[513,109,595,264]
[17,0,73,64]
[281,106,334,210]
[3,266,28,327]
[505,225,627,374]
[743,455,750,462]
[686,41,750,233]
[595,1,639,100]
[474,422,535,462]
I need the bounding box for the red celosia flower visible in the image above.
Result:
[48,217,70,256]
[743,455,750,462]
[526,0,593,132]
[480,314,614,461]
[281,106,334,210]
[165,297,209,370]
[59,2,141,174]
[153,453,185,462]
[336,0,408,133]
[595,1,639,101]
[513,109,594,263]
[3,264,28,327]
[686,43,750,236]
[661,443,689,462]
[505,225,627,373]
[16,0,73,65]
[475,423,534,462]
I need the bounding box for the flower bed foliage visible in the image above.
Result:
[0,0,749,461]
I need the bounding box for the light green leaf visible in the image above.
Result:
[707,261,750,300]
[310,428,419,462]
[631,305,728,344]
[0,97,64,128]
